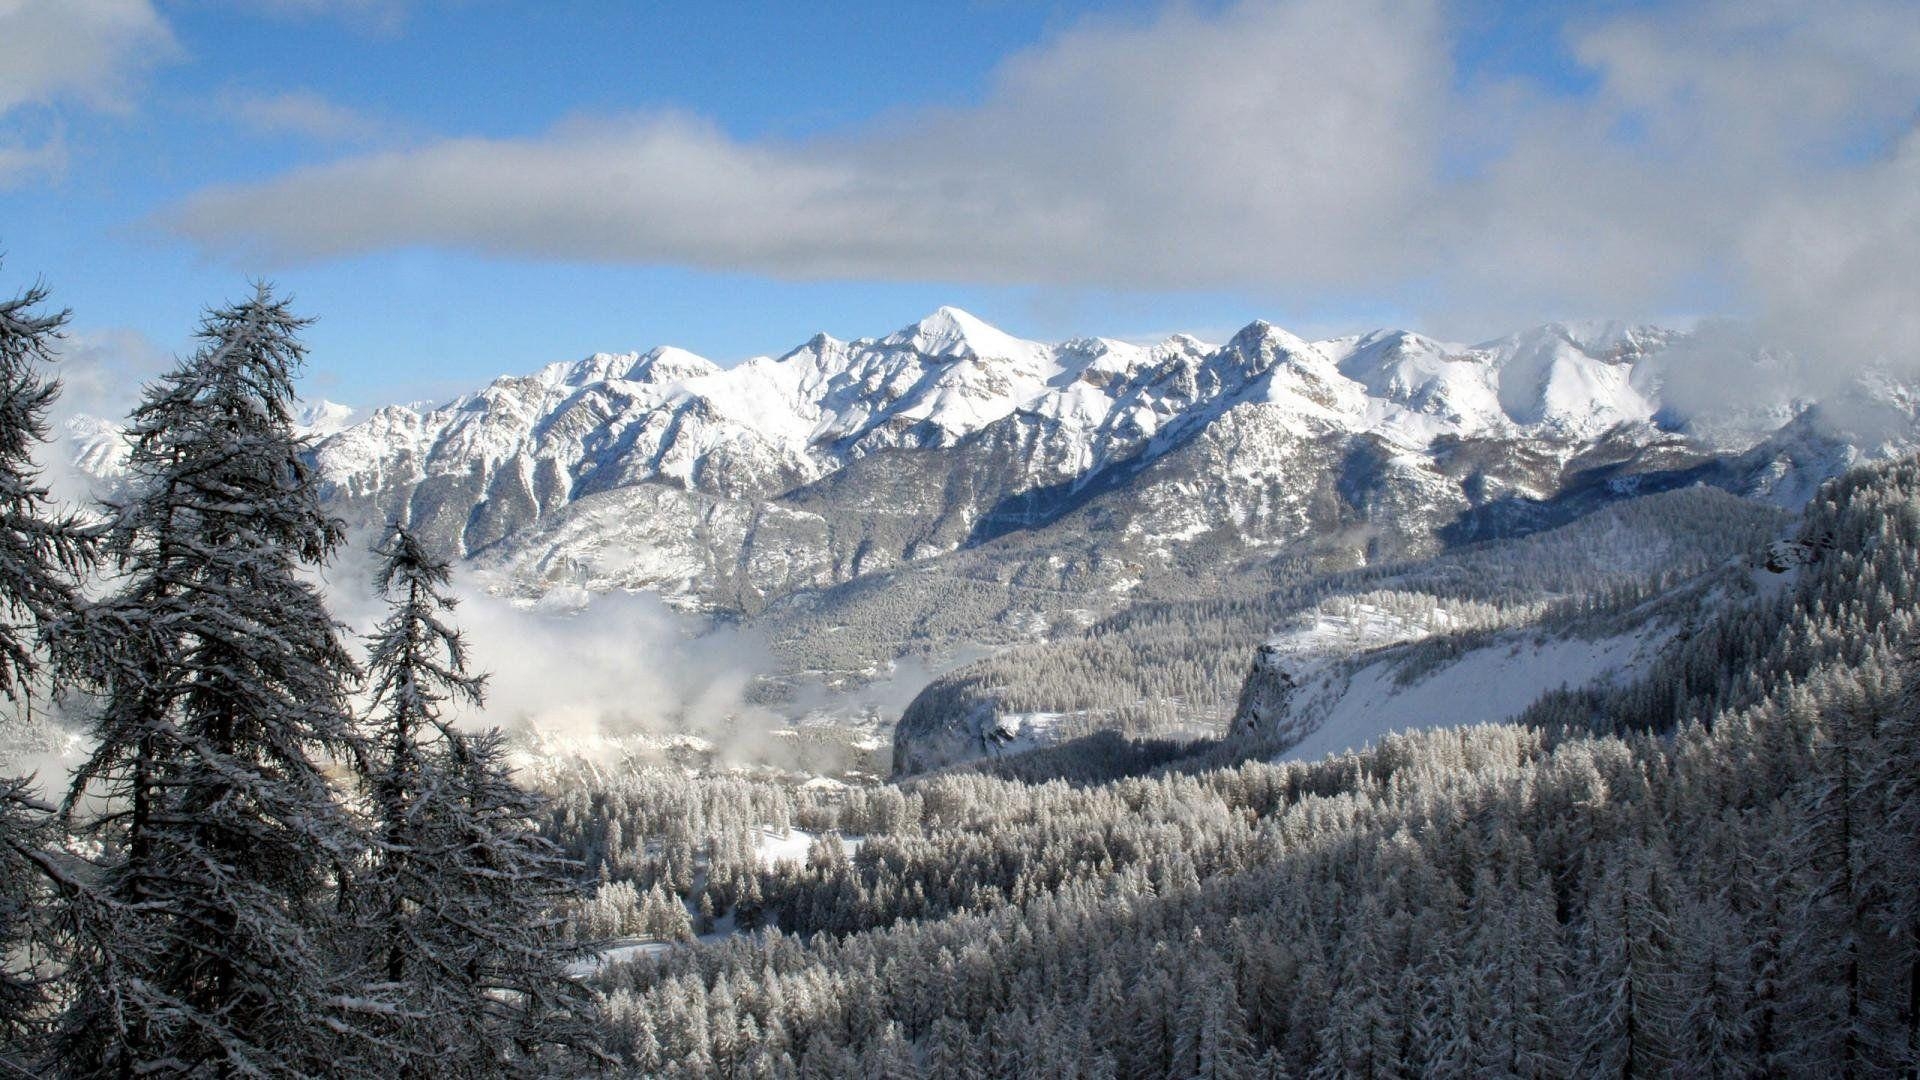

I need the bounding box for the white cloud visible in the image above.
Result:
[224,0,413,36]
[1740,130,1920,375]
[52,326,172,421]
[0,132,65,188]
[161,0,1920,365]
[0,0,174,115]
[0,0,175,184]
[311,541,796,766]
[36,326,173,506]
[163,0,1448,286]
[224,90,394,145]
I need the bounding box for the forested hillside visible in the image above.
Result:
[896,485,1787,772]
[550,456,1920,1076]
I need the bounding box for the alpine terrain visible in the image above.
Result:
[56,306,1909,776]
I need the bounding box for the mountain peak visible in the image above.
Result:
[1490,320,1672,362]
[881,306,1041,362]
[772,331,848,365]
[296,399,358,438]
[1224,319,1313,361]
[634,345,720,382]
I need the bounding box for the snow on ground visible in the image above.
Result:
[1282,601,1453,652]
[754,827,815,867]
[753,826,863,868]
[566,939,674,979]
[506,726,716,772]
[985,710,1082,757]
[1277,626,1671,764]
[1246,599,1471,695]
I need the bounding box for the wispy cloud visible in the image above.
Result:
[161,0,1449,284]
[223,90,396,146]
[159,0,1920,368]
[34,325,173,506]
[213,0,414,37]
[0,131,65,188]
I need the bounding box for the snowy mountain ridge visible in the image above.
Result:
[315,308,1674,524]
[267,307,1909,609]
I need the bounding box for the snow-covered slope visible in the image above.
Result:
[1220,490,1825,763]
[1229,452,1920,763]
[1231,605,1677,762]
[890,482,1793,775]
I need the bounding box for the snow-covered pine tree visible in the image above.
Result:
[423,729,604,1074]
[1869,649,1920,1073]
[0,268,98,1068]
[0,776,59,1066]
[0,270,95,700]
[1779,683,1885,1074]
[355,522,600,1075]
[356,522,486,984]
[55,285,376,1077]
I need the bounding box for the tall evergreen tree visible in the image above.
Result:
[0,775,60,1066]
[56,285,374,1077]
[0,269,95,699]
[356,522,486,995]
[1781,685,1888,1074]
[1572,843,1688,1077]
[355,521,600,1075]
[1870,650,1920,1074]
[0,267,98,1068]
[423,728,604,1074]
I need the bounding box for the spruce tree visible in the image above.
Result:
[1870,651,1920,1074]
[426,728,604,1074]
[355,521,600,1075]
[56,285,374,1077]
[0,776,59,1066]
[356,521,487,995]
[0,270,95,698]
[0,268,98,1068]
[1780,686,1884,1073]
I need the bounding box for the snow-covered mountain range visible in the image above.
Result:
[261,308,1899,610]
[54,307,1920,773]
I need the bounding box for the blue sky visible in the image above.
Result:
[1,0,1915,408]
